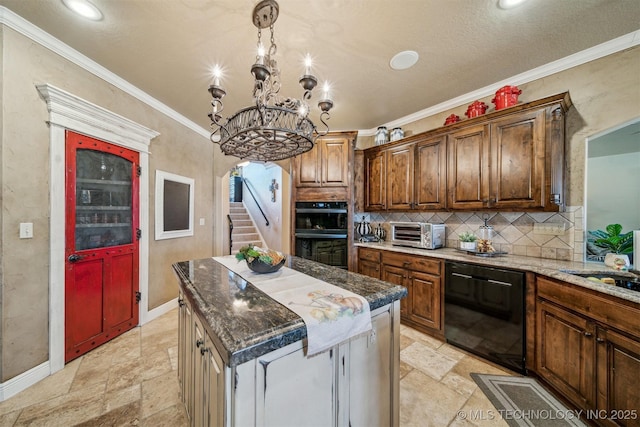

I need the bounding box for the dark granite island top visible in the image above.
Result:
[172,256,407,367]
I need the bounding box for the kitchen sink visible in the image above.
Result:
[561,271,640,293]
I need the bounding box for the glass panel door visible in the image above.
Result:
[75,149,133,250]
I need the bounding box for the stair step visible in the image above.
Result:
[233,232,260,241]
[229,214,250,221]
[233,220,253,227]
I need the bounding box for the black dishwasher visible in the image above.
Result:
[444,262,526,374]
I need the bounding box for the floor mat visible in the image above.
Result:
[471,373,587,427]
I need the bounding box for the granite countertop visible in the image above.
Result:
[172,256,407,367]
[355,242,640,304]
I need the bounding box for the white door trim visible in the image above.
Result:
[37,84,159,373]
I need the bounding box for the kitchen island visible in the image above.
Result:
[173,255,406,427]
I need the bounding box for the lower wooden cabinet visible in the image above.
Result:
[535,276,640,427]
[357,247,381,279]
[357,247,443,338]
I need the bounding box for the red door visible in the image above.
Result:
[65,131,140,362]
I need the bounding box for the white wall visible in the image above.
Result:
[587,152,640,232]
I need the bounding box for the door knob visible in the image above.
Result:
[68,254,85,263]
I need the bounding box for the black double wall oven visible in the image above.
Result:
[294,201,348,269]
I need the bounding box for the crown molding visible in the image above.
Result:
[358,30,640,136]
[0,6,210,139]
[1,7,637,140]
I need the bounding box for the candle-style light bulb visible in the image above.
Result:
[304,54,312,75]
[257,44,265,65]
[212,65,222,86]
[323,82,331,100]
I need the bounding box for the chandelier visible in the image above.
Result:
[208,0,334,162]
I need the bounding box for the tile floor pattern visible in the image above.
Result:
[0,309,514,426]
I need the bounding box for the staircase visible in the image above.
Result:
[229,202,265,253]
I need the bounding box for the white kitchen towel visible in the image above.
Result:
[213,255,372,356]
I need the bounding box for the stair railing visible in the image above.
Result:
[241,177,270,226]
[227,214,233,255]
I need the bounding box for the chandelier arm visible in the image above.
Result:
[317,111,331,136]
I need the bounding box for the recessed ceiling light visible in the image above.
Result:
[390,50,419,71]
[498,0,529,9]
[62,0,103,21]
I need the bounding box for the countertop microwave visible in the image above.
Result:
[390,222,446,249]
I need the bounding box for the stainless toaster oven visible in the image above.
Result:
[390,222,445,249]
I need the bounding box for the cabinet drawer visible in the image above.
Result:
[359,247,381,263]
[382,251,440,275]
[537,276,640,338]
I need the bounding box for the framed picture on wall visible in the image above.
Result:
[155,170,194,240]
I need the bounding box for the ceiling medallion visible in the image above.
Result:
[208,0,334,162]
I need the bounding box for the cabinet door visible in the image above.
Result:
[382,264,409,318]
[177,293,193,421]
[358,259,381,279]
[447,124,490,210]
[348,308,393,426]
[536,299,595,409]
[414,135,447,210]
[408,271,441,331]
[365,150,386,210]
[294,144,321,187]
[204,332,225,427]
[193,315,207,427]
[321,136,349,186]
[386,144,414,210]
[596,327,640,427]
[490,109,546,209]
[255,345,336,426]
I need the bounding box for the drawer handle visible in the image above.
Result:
[452,272,473,279]
[584,332,593,337]
[596,337,605,343]
[487,279,513,287]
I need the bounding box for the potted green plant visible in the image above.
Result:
[593,224,633,270]
[458,231,478,251]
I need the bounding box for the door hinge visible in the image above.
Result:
[136,228,142,240]
[135,291,141,304]
[136,165,142,177]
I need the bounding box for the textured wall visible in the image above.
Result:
[356,47,640,263]
[0,26,214,381]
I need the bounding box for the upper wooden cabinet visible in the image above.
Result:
[364,149,386,210]
[292,131,356,202]
[294,132,352,187]
[386,143,414,210]
[362,92,571,212]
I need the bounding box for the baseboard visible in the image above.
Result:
[142,297,178,325]
[0,361,50,402]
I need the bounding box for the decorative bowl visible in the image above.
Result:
[247,258,285,274]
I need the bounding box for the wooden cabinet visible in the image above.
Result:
[292,131,356,202]
[357,248,442,337]
[295,133,349,187]
[386,143,414,210]
[414,135,447,210]
[446,124,490,210]
[447,108,552,210]
[535,276,640,426]
[364,149,386,211]
[382,251,442,335]
[536,299,595,409]
[361,92,571,212]
[357,247,381,279]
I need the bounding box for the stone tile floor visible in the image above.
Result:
[0,309,514,426]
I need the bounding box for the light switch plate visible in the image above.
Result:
[20,222,34,239]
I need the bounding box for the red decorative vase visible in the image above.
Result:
[444,114,460,125]
[492,85,522,110]
[465,101,488,118]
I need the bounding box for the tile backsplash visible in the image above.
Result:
[356,206,584,262]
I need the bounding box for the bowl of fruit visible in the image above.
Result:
[236,245,286,274]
